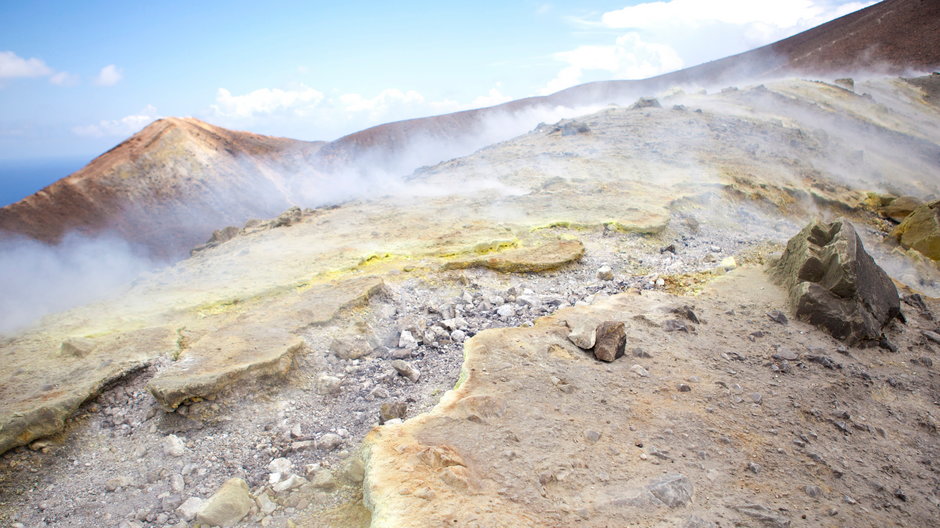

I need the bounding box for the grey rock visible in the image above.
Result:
[733,504,790,527]
[329,336,372,360]
[398,330,419,350]
[924,330,940,344]
[648,474,693,508]
[584,430,601,443]
[663,319,690,332]
[497,304,515,318]
[630,364,650,377]
[268,457,292,475]
[804,485,822,498]
[316,374,343,395]
[677,383,692,392]
[682,516,716,528]
[767,310,789,325]
[390,360,420,382]
[451,329,467,343]
[597,266,614,280]
[747,462,762,474]
[771,219,900,344]
[318,433,343,451]
[593,321,626,362]
[176,497,205,522]
[272,474,307,494]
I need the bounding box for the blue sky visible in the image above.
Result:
[0,0,873,162]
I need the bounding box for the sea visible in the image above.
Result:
[0,156,90,207]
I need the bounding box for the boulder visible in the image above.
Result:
[879,195,924,222]
[772,219,900,344]
[892,200,940,260]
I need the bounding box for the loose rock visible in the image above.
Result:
[593,321,626,362]
[195,478,253,527]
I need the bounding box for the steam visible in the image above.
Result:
[0,233,154,336]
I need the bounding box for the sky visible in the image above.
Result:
[0,0,874,163]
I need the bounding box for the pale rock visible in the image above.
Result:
[630,364,650,377]
[497,304,515,318]
[309,469,337,490]
[398,330,419,350]
[316,374,342,395]
[195,478,253,527]
[451,330,467,343]
[176,497,205,522]
[597,265,614,280]
[272,474,307,494]
[170,474,185,493]
[256,492,278,515]
[268,457,293,475]
[318,433,343,451]
[163,434,185,457]
[391,360,420,382]
[567,324,597,350]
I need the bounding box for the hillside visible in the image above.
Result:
[0,118,322,259]
[1,0,938,259]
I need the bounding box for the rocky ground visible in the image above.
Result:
[1,75,939,527]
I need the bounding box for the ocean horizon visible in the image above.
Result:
[0,156,90,208]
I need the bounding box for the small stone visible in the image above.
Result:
[341,457,366,484]
[747,462,762,474]
[597,266,614,281]
[804,485,822,498]
[924,330,940,344]
[268,458,293,475]
[390,360,421,382]
[497,304,515,318]
[750,392,763,404]
[162,434,185,457]
[310,469,337,490]
[630,364,650,377]
[398,330,419,350]
[380,401,407,424]
[663,319,690,332]
[318,433,343,451]
[767,310,789,325]
[290,423,304,438]
[316,374,343,395]
[584,430,601,443]
[677,383,692,392]
[567,323,597,349]
[105,476,131,492]
[170,474,185,493]
[593,321,626,362]
[176,497,205,522]
[290,440,316,451]
[256,493,277,515]
[647,474,694,508]
[272,474,307,494]
[773,349,799,361]
[370,386,390,399]
[196,478,253,527]
[451,329,467,343]
[329,336,372,360]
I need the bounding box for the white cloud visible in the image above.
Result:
[543,0,875,91]
[471,85,512,108]
[338,89,424,118]
[542,32,684,93]
[0,51,53,79]
[72,104,160,137]
[211,85,325,118]
[49,71,79,86]
[94,64,123,86]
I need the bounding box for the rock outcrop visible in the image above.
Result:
[443,239,585,273]
[772,219,900,344]
[893,199,940,260]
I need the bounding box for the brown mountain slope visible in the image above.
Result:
[316,0,940,167]
[1,0,937,258]
[0,118,322,259]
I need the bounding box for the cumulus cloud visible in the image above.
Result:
[0,50,53,79]
[543,0,874,91]
[211,85,325,118]
[94,64,123,86]
[72,104,161,137]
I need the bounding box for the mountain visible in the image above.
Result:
[1,0,938,260]
[0,117,322,259]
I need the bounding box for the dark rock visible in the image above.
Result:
[677,383,692,392]
[902,294,932,319]
[672,305,699,324]
[633,348,653,358]
[924,330,940,344]
[647,474,693,508]
[806,355,839,369]
[767,310,788,325]
[912,357,933,367]
[630,97,662,110]
[661,244,677,254]
[272,206,302,228]
[593,321,626,362]
[771,219,900,344]
[379,401,407,424]
[663,319,690,333]
[879,336,898,352]
[559,122,590,136]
